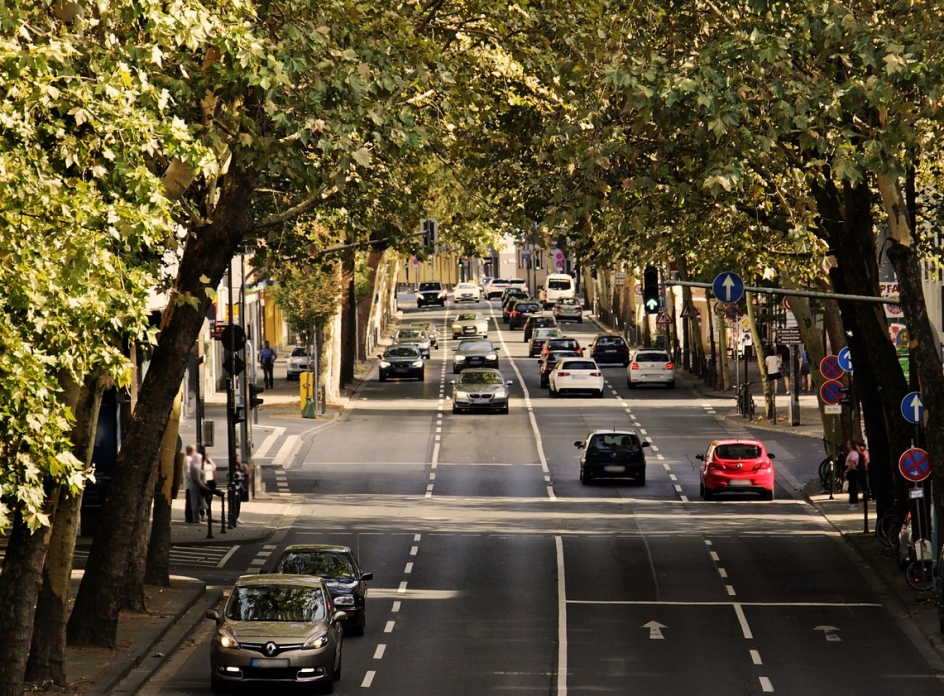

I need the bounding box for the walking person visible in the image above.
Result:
[798,347,811,393]
[185,445,209,523]
[201,446,217,513]
[232,454,249,524]
[844,440,860,509]
[259,340,277,389]
[764,347,783,395]
[857,440,871,501]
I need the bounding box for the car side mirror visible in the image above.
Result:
[333,611,348,623]
[361,572,373,581]
[494,346,501,351]
[506,380,514,386]
[574,441,585,448]
[695,454,704,460]
[768,453,775,459]
[205,609,220,622]
[641,441,651,448]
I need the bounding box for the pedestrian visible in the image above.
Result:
[185,445,209,523]
[232,454,249,524]
[844,439,860,509]
[259,340,277,389]
[857,440,871,501]
[799,347,811,393]
[201,446,217,508]
[764,348,783,395]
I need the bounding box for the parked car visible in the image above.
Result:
[529,327,563,357]
[539,349,580,387]
[378,345,425,381]
[628,349,675,389]
[452,282,482,303]
[286,346,309,381]
[697,438,776,501]
[206,575,343,694]
[451,312,489,339]
[410,321,440,348]
[588,334,630,366]
[548,358,604,398]
[452,338,500,373]
[523,314,559,341]
[451,368,513,414]
[416,281,446,308]
[552,297,583,323]
[575,430,650,485]
[541,337,583,360]
[508,300,542,330]
[394,328,431,358]
[268,544,373,636]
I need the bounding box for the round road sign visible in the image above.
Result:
[820,379,844,405]
[899,447,930,482]
[819,355,843,380]
[837,347,853,373]
[712,272,745,304]
[901,391,925,425]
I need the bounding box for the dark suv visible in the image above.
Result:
[508,300,542,330]
[416,281,446,307]
[575,430,651,485]
[589,334,630,366]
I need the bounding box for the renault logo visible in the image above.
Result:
[264,642,278,656]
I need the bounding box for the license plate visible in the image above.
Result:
[251,658,290,668]
[728,480,751,487]
[604,465,626,473]
[603,349,616,353]
[464,327,475,333]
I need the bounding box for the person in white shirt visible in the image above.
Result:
[764,348,783,395]
[185,445,208,523]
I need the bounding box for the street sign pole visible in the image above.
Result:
[789,345,799,426]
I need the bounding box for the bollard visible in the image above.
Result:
[206,495,214,539]
[219,490,227,534]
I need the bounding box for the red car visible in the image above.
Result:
[697,438,775,501]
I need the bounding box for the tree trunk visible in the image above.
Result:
[25,374,103,686]
[746,291,773,418]
[67,168,258,648]
[0,510,54,696]
[146,391,183,586]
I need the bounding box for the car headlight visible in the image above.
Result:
[495,389,508,398]
[455,355,466,361]
[303,633,329,650]
[452,324,461,331]
[217,629,240,649]
[333,595,355,607]
[486,353,497,360]
[455,390,471,400]
[380,361,391,368]
[412,360,424,368]
[438,292,446,298]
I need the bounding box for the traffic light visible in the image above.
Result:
[643,266,660,314]
[231,404,246,424]
[534,254,542,271]
[220,324,246,376]
[839,384,854,406]
[421,218,438,248]
[249,383,265,409]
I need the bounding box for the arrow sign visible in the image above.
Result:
[712,272,744,303]
[642,620,666,640]
[814,626,842,642]
[901,391,925,425]
[837,347,853,372]
[899,447,930,482]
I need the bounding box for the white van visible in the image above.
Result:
[540,274,575,307]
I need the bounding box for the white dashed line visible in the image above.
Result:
[734,603,754,639]
[410,546,418,555]
[719,568,728,579]
[374,644,386,659]
[384,621,395,633]
[397,582,407,593]
[710,552,720,562]
[404,563,413,574]
[726,585,737,596]
[759,676,774,692]
[750,649,762,665]
[361,671,376,687]
[392,601,401,612]
[414,534,421,541]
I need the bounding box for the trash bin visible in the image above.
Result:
[302,398,316,419]
[300,372,316,418]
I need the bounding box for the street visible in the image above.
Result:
[139,299,944,695]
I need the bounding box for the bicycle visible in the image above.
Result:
[906,537,935,590]
[818,438,844,494]
[875,509,907,548]
[736,382,755,419]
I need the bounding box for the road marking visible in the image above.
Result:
[398,581,407,593]
[719,568,728,579]
[673,485,682,493]
[404,562,413,574]
[414,534,421,541]
[750,649,762,665]
[643,620,667,639]
[726,585,737,596]
[392,601,401,612]
[374,644,386,659]
[759,676,774,692]
[361,671,376,687]
[734,603,753,639]
[662,462,671,471]
[271,435,299,467]
[669,474,677,481]
[384,621,395,633]
[410,546,418,555]
[254,426,286,459]
[556,535,568,696]
[710,552,720,562]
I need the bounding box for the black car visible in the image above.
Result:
[501,290,530,322]
[508,300,542,330]
[523,314,559,341]
[589,334,630,366]
[575,430,651,485]
[268,544,373,635]
[452,339,500,373]
[378,345,425,381]
[416,281,446,308]
[539,349,580,387]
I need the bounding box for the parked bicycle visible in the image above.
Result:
[875,508,908,548]
[818,438,844,495]
[736,382,755,419]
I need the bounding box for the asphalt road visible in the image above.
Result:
[140,298,944,695]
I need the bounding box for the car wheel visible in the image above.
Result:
[704,487,715,501]
[578,317,583,323]
[549,384,558,398]
[667,381,675,389]
[762,489,774,501]
[453,334,459,340]
[210,676,229,694]
[379,374,386,382]
[580,467,588,485]
[628,379,636,389]
[418,371,425,382]
[333,644,342,681]
[637,473,646,486]
[699,482,705,497]
[595,389,604,398]
[622,360,630,367]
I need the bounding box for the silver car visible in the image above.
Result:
[552,297,583,323]
[628,349,675,388]
[207,574,344,694]
[410,321,440,348]
[394,328,431,358]
[451,368,513,414]
[286,346,309,380]
[451,312,488,339]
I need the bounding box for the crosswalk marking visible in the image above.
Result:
[0,544,240,569]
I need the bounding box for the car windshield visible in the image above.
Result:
[596,336,625,346]
[636,352,670,362]
[556,298,578,306]
[458,371,503,386]
[535,329,562,339]
[546,351,579,363]
[274,551,356,580]
[291,347,306,357]
[547,339,579,350]
[418,282,441,291]
[533,317,555,325]
[225,584,327,623]
[715,444,763,460]
[458,341,492,353]
[516,303,539,312]
[590,434,641,453]
[560,361,596,371]
[386,347,419,358]
[397,330,425,339]
[547,279,572,290]
[457,313,479,321]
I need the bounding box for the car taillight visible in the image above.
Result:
[665,362,674,370]
[631,362,640,370]
[512,311,519,317]
[590,372,601,377]
[558,371,570,377]
[707,462,725,471]
[753,461,771,470]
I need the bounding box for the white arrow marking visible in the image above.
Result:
[814,625,841,642]
[643,620,667,640]
[722,275,736,301]
[910,394,924,421]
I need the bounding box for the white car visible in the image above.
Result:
[453,282,482,303]
[548,358,604,398]
[286,346,309,380]
[628,349,675,389]
[451,312,489,339]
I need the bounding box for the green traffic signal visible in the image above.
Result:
[643,265,660,314]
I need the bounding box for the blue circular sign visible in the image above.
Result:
[819,355,843,381]
[901,391,925,425]
[712,272,745,304]
[820,379,844,405]
[899,448,930,482]
[837,347,853,373]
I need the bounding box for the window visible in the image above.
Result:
[548,279,572,290]
[226,585,327,622]
[636,352,669,363]
[715,444,762,460]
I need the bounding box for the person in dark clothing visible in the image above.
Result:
[259,340,276,389]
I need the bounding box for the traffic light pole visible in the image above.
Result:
[226,261,237,531]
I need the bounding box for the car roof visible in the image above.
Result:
[587,429,641,437]
[235,573,327,588]
[710,438,765,446]
[280,544,354,555]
